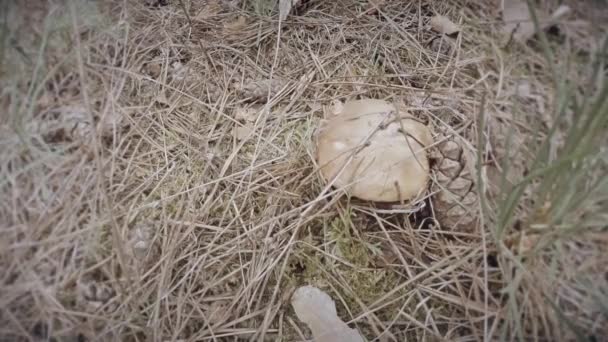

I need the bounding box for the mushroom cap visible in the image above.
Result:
[316,99,433,202]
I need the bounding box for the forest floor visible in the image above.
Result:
[1,0,607,341]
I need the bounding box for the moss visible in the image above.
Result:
[328,213,404,315]
[283,210,406,324]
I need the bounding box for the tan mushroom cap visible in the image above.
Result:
[316,99,433,202]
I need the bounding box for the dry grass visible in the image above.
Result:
[1,0,606,341]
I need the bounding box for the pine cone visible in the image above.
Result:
[432,135,478,230]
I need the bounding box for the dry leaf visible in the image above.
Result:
[99,110,125,136]
[505,232,540,255]
[430,15,460,35]
[279,0,300,22]
[28,105,94,141]
[508,79,547,123]
[237,79,285,101]
[307,102,322,113]
[514,79,532,98]
[550,5,571,23]
[430,36,455,55]
[194,0,221,21]
[145,0,169,7]
[171,61,188,82]
[502,0,533,43]
[345,64,366,92]
[61,106,94,138]
[36,92,54,110]
[519,233,540,254]
[235,125,253,140]
[368,0,385,6]
[359,0,385,16]
[129,223,153,261]
[502,1,570,43]
[29,104,128,141]
[206,301,229,326]
[223,16,247,33]
[562,19,596,53]
[77,276,116,313]
[292,286,364,342]
[155,91,170,106]
[235,106,260,122]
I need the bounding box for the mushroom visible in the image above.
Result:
[316,99,433,203]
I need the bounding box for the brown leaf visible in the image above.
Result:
[430,15,460,35]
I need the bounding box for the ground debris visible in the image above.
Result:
[234,78,287,102]
[430,15,460,36]
[291,286,364,342]
[502,1,571,43]
[279,0,301,22]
